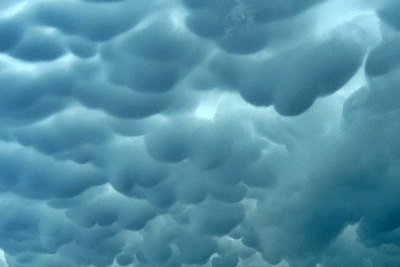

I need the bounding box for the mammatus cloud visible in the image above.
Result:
[0,0,399,266]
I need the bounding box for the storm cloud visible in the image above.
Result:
[0,0,399,267]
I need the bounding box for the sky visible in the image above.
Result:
[0,0,400,266]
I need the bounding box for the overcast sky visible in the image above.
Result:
[0,0,400,266]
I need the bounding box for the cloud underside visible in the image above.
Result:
[0,0,400,267]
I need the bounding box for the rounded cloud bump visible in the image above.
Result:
[0,1,399,267]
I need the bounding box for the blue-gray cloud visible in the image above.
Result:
[0,0,399,267]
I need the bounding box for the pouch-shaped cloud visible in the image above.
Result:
[1,0,400,267]
[33,0,146,42]
[0,19,24,52]
[237,36,365,115]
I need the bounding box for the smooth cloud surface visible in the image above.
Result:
[0,0,399,267]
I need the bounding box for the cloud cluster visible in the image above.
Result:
[0,0,399,267]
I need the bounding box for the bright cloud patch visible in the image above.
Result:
[0,0,399,267]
